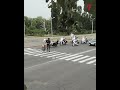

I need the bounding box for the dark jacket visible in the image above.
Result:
[46,40,51,45]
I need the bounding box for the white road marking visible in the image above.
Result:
[79,57,96,63]
[24,48,96,66]
[24,48,72,59]
[25,48,66,57]
[77,48,96,54]
[47,52,66,58]
[24,53,35,55]
[24,49,42,54]
[86,59,96,64]
[65,55,83,61]
[58,48,96,60]
[72,56,90,62]
[55,53,71,58]
[24,50,41,55]
[33,51,62,57]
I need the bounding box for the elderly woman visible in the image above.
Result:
[42,39,46,51]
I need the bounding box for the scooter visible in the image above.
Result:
[50,40,59,47]
[59,39,67,45]
[72,39,79,46]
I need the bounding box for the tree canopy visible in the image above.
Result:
[24,0,96,36]
[83,0,96,17]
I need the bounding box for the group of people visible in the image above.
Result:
[42,38,51,52]
[70,33,88,46]
[42,33,88,52]
[59,37,67,45]
[81,36,88,44]
[42,37,67,52]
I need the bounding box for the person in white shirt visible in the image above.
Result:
[70,33,74,39]
[81,36,85,44]
[60,37,64,45]
[42,39,46,51]
[72,36,78,46]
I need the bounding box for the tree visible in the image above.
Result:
[84,0,96,17]
[35,16,45,29]
[24,16,49,36]
[24,16,31,28]
[45,0,79,35]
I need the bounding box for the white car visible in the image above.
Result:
[88,39,96,46]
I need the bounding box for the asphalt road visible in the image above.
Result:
[24,43,96,90]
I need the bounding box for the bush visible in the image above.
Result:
[56,32,69,36]
[26,29,46,36]
[79,29,91,34]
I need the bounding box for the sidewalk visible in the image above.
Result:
[24,34,96,48]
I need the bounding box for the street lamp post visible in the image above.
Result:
[43,19,46,31]
[51,17,55,37]
[91,18,95,34]
[51,18,53,37]
[24,20,25,37]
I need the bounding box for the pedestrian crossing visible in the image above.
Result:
[24,48,96,66]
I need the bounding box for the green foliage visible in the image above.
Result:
[84,0,96,17]
[26,29,46,36]
[24,0,96,36]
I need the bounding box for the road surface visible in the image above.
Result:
[24,43,96,90]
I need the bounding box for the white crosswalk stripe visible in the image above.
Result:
[86,59,96,64]
[24,48,96,66]
[65,55,84,61]
[79,57,96,63]
[55,53,71,58]
[25,48,61,57]
[47,52,67,58]
[72,56,90,62]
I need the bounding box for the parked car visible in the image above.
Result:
[88,39,96,46]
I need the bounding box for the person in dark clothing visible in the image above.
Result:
[46,38,51,52]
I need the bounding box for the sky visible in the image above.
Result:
[24,0,84,19]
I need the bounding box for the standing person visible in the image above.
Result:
[46,38,51,52]
[70,33,74,39]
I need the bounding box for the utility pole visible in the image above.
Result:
[51,17,55,37]
[91,18,95,34]
[44,19,46,31]
[24,19,25,36]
